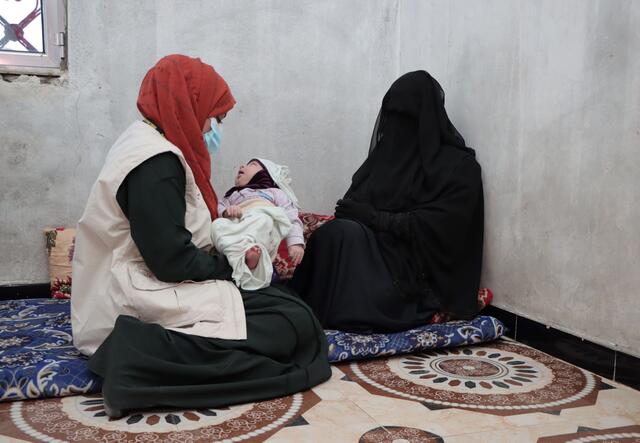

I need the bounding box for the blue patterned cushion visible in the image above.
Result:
[325,316,505,363]
[0,299,503,402]
[0,299,101,402]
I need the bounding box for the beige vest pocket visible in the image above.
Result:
[127,262,184,325]
[127,261,226,330]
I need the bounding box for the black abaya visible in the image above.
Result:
[89,285,331,412]
[293,71,484,329]
[291,218,440,333]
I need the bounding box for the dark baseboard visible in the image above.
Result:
[482,305,640,391]
[0,283,50,301]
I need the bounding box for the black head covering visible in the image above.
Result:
[344,71,484,319]
[224,159,278,198]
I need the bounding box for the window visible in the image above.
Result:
[0,0,66,76]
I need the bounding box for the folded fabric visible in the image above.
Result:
[43,227,75,299]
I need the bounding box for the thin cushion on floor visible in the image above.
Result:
[325,315,504,363]
[0,298,503,403]
[0,299,101,402]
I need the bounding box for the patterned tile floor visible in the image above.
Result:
[0,337,638,442]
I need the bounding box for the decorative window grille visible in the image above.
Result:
[0,0,66,75]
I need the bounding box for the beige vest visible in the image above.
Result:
[71,121,246,356]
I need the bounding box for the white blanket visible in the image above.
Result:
[211,205,292,290]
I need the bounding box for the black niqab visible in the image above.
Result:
[344,71,484,319]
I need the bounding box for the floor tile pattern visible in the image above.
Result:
[338,340,601,415]
[537,424,640,442]
[0,338,638,442]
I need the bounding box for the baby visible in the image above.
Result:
[211,158,304,290]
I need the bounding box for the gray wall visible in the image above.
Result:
[1,1,638,356]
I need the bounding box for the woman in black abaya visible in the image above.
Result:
[291,71,484,333]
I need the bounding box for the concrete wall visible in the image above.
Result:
[1,1,638,356]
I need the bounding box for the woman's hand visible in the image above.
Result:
[223,206,243,218]
[288,244,305,266]
[334,199,375,225]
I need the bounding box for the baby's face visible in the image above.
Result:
[235,160,263,186]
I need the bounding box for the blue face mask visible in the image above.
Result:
[203,119,223,155]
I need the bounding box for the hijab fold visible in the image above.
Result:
[137,54,236,219]
[344,71,484,319]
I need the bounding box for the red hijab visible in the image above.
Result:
[137,54,236,219]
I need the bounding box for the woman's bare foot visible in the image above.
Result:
[245,245,261,270]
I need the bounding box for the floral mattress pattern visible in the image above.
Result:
[325,315,504,362]
[0,299,100,403]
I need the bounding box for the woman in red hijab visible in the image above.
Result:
[136,53,235,219]
[71,55,330,418]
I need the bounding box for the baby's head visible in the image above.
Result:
[235,159,266,186]
[233,157,299,207]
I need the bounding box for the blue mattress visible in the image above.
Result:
[0,299,100,403]
[325,315,504,362]
[0,298,504,402]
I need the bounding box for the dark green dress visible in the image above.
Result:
[88,152,331,412]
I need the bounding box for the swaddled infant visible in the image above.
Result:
[211,158,304,290]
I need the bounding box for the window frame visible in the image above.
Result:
[0,0,66,76]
